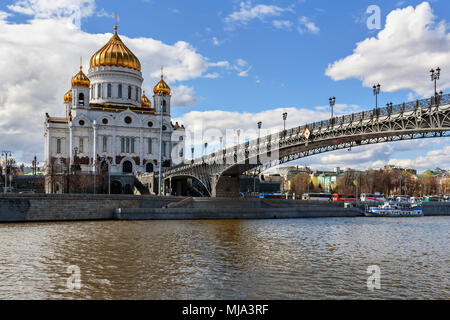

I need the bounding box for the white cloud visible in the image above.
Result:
[326,2,450,96]
[171,85,197,107]
[388,145,450,171]
[8,0,96,27]
[212,37,220,46]
[204,73,220,79]
[0,0,229,162]
[0,11,11,20]
[225,1,293,29]
[273,20,293,30]
[233,58,251,77]
[297,16,320,34]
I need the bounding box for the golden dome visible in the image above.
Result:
[64,89,72,102]
[71,66,90,87]
[141,90,152,108]
[153,67,171,95]
[89,25,141,72]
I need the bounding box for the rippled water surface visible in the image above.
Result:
[0,217,448,299]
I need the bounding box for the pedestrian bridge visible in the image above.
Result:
[154,93,450,197]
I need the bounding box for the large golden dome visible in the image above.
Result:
[64,89,72,102]
[71,66,90,87]
[89,25,141,72]
[153,67,171,95]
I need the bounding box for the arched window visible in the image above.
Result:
[78,93,84,106]
[97,84,102,99]
[135,87,139,101]
[107,84,112,98]
[123,161,133,173]
[163,100,167,113]
[128,86,132,99]
[146,163,154,173]
[118,84,122,98]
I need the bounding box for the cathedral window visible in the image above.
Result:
[118,84,122,98]
[128,86,132,99]
[131,138,135,153]
[56,139,61,154]
[121,138,125,153]
[126,138,130,153]
[147,121,153,127]
[135,87,139,101]
[78,120,85,126]
[103,136,107,152]
[124,116,132,124]
[163,100,167,113]
[162,141,166,157]
[78,93,84,106]
[97,84,102,99]
[147,138,152,154]
[79,137,84,154]
[107,84,112,98]
[102,118,108,125]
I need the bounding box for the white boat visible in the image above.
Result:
[364,201,423,217]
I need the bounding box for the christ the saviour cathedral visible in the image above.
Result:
[44,21,185,194]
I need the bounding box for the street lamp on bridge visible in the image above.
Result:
[430,67,441,96]
[373,83,381,111]
[32,155,39,176]
[329,97,336,125]
[191,146,195,164]
[282,112,288,132]
[1,151,12,194]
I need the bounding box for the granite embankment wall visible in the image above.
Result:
[0,194,184,222]
[0,195,449,222]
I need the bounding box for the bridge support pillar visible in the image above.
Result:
[211,175,240,198]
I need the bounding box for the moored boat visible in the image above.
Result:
[364,201,423,217]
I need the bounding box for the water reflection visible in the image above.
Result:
[0,217,448,299]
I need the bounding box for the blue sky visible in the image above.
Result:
[0,0,449,171]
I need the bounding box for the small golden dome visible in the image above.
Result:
[141,90,152,108]
[153,67,171,95]
[89,25,141,72]
[71,67,90,87]
[64,89,72,102]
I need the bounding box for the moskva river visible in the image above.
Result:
[0,217,448,299]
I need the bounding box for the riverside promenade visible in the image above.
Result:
[0,194,449,223]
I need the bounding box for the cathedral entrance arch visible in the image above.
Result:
[122,161,133,174]
[111,180,122,194]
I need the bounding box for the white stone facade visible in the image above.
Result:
[44,67,185,193]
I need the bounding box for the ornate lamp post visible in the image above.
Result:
[373,84,381,110]
[2,151,12,194]
[7,158,15,192]
[191,146,194,164]
[282,112,288,132]
[32,155,39,175]
[430,68,441,96]
[204,142,208,157]
[329,97,336,125]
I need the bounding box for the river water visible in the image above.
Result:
[0,217,448,300]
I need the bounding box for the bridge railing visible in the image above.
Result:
[164,93,450,174]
